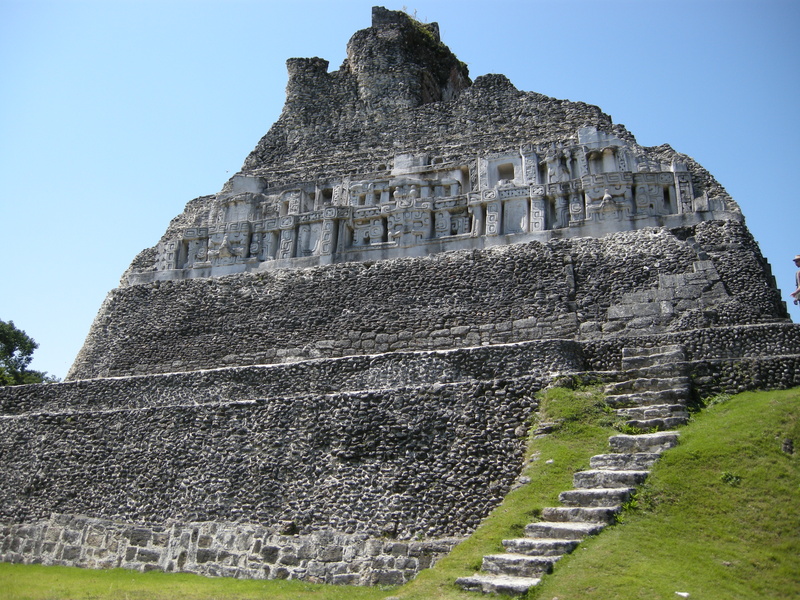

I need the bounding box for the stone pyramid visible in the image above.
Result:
[1,6,797,587]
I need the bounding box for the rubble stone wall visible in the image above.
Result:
[0,378,538,536]
[3,324,800,582]
[580,323,800,372]
[3,340,578,415]
[69,220,784,380]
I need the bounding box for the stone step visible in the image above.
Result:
[608,431,679,453]
[623,416,689,431]
[604,376,690,395]
[625,362,689,379]
[573,469,649,489]
[541,506,619,523]
[589,453,660,471]
[458,400,684,596]
[559,487,635,507]
[615,404,689,420]
[502,538,580,557]
[455,573,541,595]
[621,344,685,358]
[621,345,686,370]
[524,521,606,540]
[606,388,689,408]
[482,553,559,578]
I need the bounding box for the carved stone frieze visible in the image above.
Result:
[147,129,715,277]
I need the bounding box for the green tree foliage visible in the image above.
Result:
[0,320,57,385]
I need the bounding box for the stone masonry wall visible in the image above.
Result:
[3,340,579,415]
[236,9,731,207]
[9,324,800,416]
[0,378,538,536]
[0,514,459,585]
[579,323,800,372]
[70,220,786,380]
[4,323,800,583]
[3,7,793,589]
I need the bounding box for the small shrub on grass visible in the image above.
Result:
[616,422,647,435]
[704,393,732,408]
[615,493,640,524]
[720,471,742,486]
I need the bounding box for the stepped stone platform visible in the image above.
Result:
[457,347,684,595]
[2,5,799,589]
[461,428,678,597]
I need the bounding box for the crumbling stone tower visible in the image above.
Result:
[1,6,797,587]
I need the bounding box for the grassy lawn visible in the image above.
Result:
[0,564,391,600]
[2,386,798,599]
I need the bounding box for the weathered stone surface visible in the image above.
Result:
[541,506,620,524]
[615,404,689,420]
[524,522,606,540]
[0,514,458,586]
[572,469,650,489]
[1,5,798,589]
[608,432,680,454]
[0,378,537,538]
[605,389,690,408]
[68,221,786,381]
[126,1,745,284]
[455,573,541,595]
[501,538,579,557]
[482,553,557,577]
[605,376,690,394]
[589,453,660,471]
[558,488,635,508]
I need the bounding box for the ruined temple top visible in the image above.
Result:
[124,6,740,285]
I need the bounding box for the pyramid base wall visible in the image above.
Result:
[0,513,459,586]
[3,326,800,584]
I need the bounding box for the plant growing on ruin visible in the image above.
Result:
[615,492,640,524]
[536,385,615,433]
[616,423,648,435]
[703,393,732,408]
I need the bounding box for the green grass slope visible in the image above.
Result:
[529,387,800,600]
[1,387,798,600]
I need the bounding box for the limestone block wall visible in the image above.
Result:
[0,514,459,585]
[69,220,785,381]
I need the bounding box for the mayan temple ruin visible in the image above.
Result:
[1,7,799,594]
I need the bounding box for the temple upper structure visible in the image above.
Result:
[124,6,737,284]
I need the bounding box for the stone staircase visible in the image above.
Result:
[607,344,690,431]
[455,345,688,595]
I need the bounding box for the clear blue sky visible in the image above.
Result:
[2,0,799,380]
